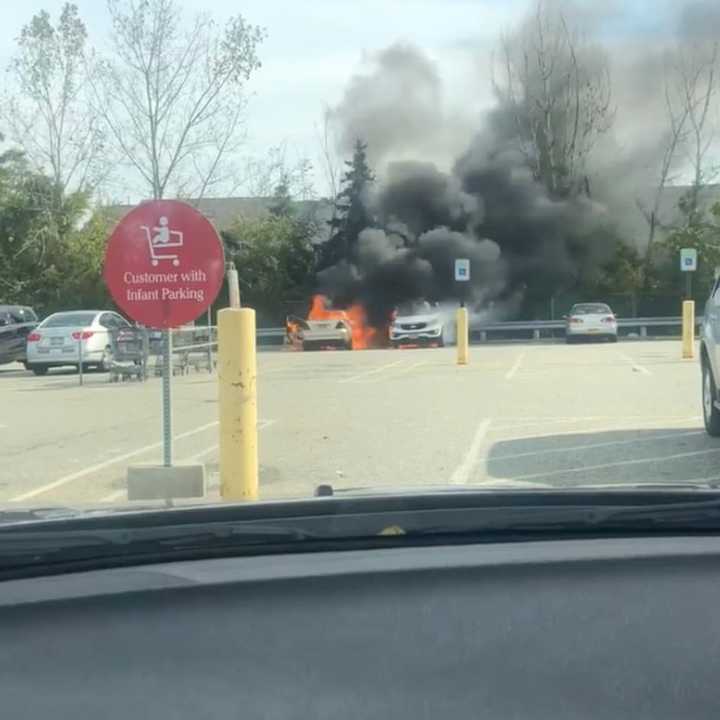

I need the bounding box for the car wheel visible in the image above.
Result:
[703,359,720,436]
[565,335,575,344]
[608,335,618,343]
[30,364,48,376]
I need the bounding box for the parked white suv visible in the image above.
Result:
[390,300,454,348]
[701,280,720,435]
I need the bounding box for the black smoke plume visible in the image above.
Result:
[318,132,616,324]
[318,1,720,325]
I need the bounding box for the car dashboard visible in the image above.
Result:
[2,535,720,718]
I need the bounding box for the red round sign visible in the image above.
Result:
[103,200,225,329]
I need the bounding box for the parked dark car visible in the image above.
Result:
[0,305,38,366]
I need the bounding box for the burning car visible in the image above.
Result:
[287,295,386,351]
[287,315,352,351]
[389,300,454,348]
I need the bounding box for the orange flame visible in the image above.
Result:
[307,294,385,350]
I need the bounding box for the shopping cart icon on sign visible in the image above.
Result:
[140,216,183,267]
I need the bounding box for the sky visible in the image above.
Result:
[0,0,696,199]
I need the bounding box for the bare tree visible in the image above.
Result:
[241,144,315,201]
[673,39,720,214]
[636,60,691,261]
[3,3,106,197]
[90,0,265,201]
[493,1,613,197]
[316,107,342,201]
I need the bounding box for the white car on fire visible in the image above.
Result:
[390,300,454,348]
[287,315,353,351]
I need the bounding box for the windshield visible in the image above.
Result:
[397,301,433,316]
[0,0,718,535]
[41,313,97,328]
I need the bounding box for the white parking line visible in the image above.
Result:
[10,419,220,502]
[99,489,127,503]
[338,359,405,384]
[618,352,651,375]
[403,360,429,373]
[505,353,525,380]
[450,418,492,485]
[509,446,720,482]
[370,360,427,380]
[98,419,277,503]
[480,430,703,463]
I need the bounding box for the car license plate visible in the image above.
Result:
[587,328,599,333]
[51,337,64,346]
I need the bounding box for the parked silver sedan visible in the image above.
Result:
[26,310,131,376]
[565,303,618,343]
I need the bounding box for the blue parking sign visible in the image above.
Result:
[680,248,697,272]
[455,258,470,282]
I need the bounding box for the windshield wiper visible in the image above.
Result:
[3,490,720,579]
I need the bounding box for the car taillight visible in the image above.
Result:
[601,315,615,323]
[569,317,583,324]
[27,332,41,342]
[71,330,94,340]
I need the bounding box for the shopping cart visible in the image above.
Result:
[146,329,190,376]
[140,222,182,267]
[108,327,146,382]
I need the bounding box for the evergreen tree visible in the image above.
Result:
[319,139,374,269]
[269,175,293,218]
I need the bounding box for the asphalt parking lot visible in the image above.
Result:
[0,339,712,508]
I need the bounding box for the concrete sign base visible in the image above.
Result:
[126,464,206,501]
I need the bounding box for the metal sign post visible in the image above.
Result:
[680,248,698,360]
[206,307,213,374]
[454,258,471,365]
[227,261,241,309]
[454,258,470,307]
[680,248,697,300]
[78,336,84,386]
[162,329,172,466]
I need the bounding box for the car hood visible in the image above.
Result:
[394,313,442,324]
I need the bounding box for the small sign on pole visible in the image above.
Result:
[455,258,470,282]
[680,248,697,300]
[680,248,697,272]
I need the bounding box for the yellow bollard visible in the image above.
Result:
[456,307,469,365]
[682,300,695,359]
[218,307,258,501]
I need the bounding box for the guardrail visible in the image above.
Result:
[248,316,704,345]
[127,314,703,376]
[471,316,704,341]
